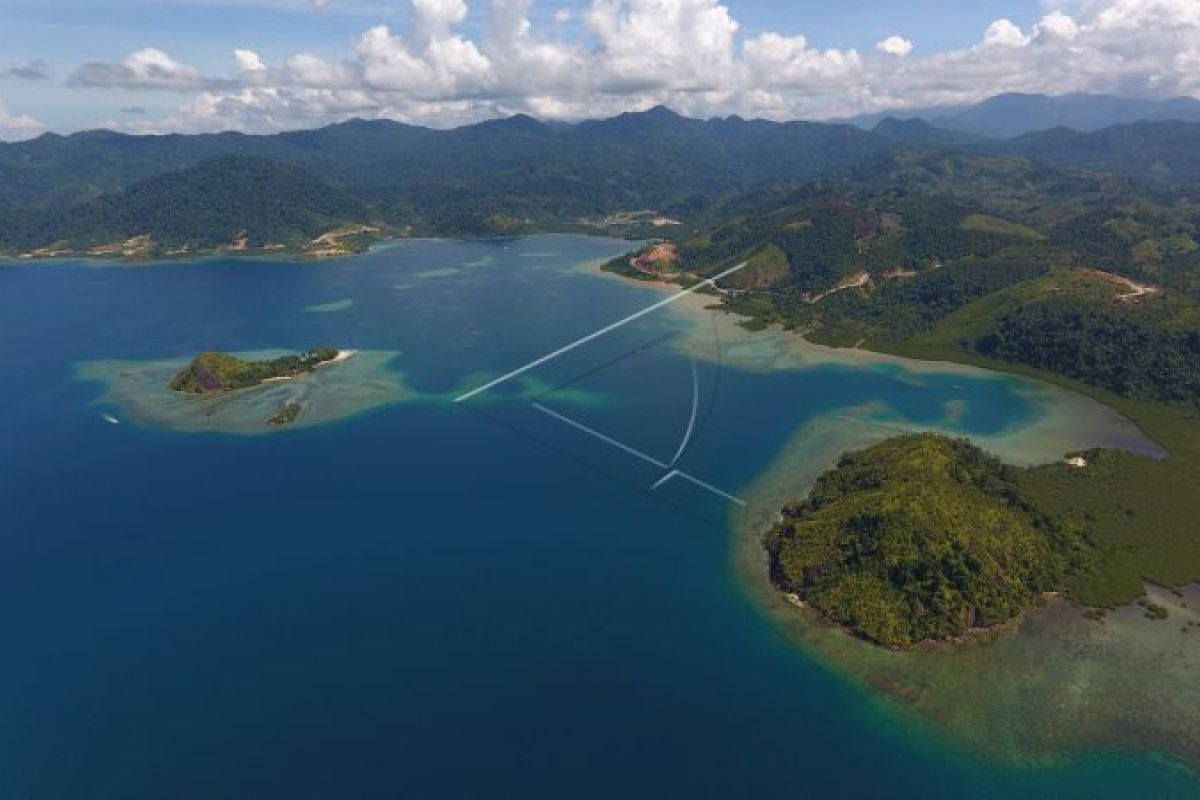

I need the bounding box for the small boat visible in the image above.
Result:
[101,413,120,424]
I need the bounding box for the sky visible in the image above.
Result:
[2,0,1199,139]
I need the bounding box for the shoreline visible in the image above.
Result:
[0,229,646,269]
[593,253,1200,770]
[81,349,415,436]
[257,349,357,385]
[729,417,1200,769]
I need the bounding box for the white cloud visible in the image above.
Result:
[982,19,1030,48]
[1034,11,1079,40]
[743,33,861,92]
[876,36,913,57]
[410,0,470,45]
[86,0,1200,132]
[284,53,355,88]
[235,49,268,75]
[585,0,740,93]
[354,23,492,96]
[0,97,45,139]
[71,47,229,91]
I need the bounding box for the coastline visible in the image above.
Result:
[591,254,1200,770]
[257,349,357,386]
[0,229,408,268]
[80,349,414,436]
[726,403,1200,769]
[0,229,647,269]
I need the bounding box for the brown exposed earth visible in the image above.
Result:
[631,242,681,276]
[805,271,872,304]
[1078,267,1162,302]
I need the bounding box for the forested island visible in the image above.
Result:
[170,347,344,394]
[766,435,1088,648]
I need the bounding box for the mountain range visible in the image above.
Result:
[2,95,1200,255]
[845,92,1200,138]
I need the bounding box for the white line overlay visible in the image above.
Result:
[454,262,747,403]
[668,359,700,467]
[533,403,666,470]
[533,403,746,507]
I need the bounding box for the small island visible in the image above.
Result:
[170,347,347,394]
[268,400,304,427]
[79,348,413,435]
[765,434,1088,648]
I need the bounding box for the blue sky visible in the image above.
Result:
[1,0,1194,137]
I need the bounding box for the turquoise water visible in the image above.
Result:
[0,235,1193,798]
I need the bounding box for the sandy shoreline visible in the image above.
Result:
[259,349,357,385]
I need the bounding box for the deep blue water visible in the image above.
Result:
[1,236,1194,799]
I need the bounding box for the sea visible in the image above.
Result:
[0,235,1194,798]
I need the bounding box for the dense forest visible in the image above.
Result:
[0,157,370,252]
[649,149,1200,407]
[975,302,1200,404]
[4,105,1200,255]
[765,435,1086,647]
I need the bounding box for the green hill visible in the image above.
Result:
[659,151,1200,405]
[765,435,1087,648]
[170,347,340,394]
[0,156,372,253]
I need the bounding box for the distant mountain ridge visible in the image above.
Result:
[1003,121,1200,186]
[846,92,1200,139]
[5,101,1200,256]
[0,105,888,213]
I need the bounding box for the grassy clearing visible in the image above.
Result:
[727,243,790,289]
[960,213,1046,241]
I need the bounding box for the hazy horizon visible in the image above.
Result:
[3,0,1200,140]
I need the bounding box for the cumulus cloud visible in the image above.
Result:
[1035,11,1080,40]
[982,19,1030,48]
[585,0,740,93]
[355,23,492,96]
[876,36,913,57]
[0,97,45,138]
[743,33,861,94]
[235,49,268,75]
[86,0,1200,133]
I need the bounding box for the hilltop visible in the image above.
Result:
[766,435,1085,648]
